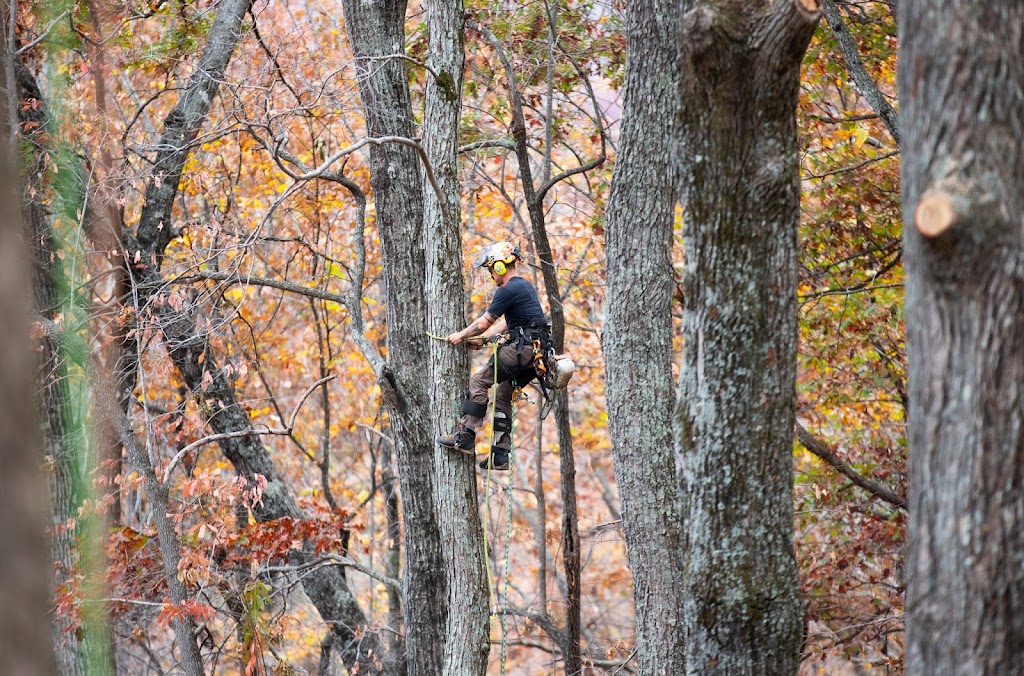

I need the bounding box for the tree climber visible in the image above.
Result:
[436,241,551,470]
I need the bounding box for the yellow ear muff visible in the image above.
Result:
[492,260,506,275]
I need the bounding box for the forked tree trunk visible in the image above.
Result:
[421,0,490,673]
[899,3,1024,672]
[602,0,685,671]
[339,0,448,673]
[677,1,819,672]
[112,0,381,669]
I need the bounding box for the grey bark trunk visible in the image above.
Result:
[339,1,448,673]
[421,1,490,673]
[602,0,685,672]
[0,18,58,670]
[383,461,405,674]
[553,388,581,673]
[96,384,204,675]
[899,3,1024,672]
[677,1,818,672]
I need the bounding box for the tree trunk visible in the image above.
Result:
[82,0,137,533]
[0,16,58,670]
[899,3,1024,672]
[338,2,448,673]
[677,1,819,672]
[602,0,685,671]
[421,1,490,673]
[96,382,204,675]
[383,458,405,673]
[480,19,587,668]
[159,307,383,673]
[16,57,89,675]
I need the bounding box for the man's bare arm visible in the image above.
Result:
[465,317,507,349]
[481,316,507,339]
[447,312,496,345]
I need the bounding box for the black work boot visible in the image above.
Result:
[479,446,510,471]
[436,424,476,455]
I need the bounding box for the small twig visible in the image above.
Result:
[162,375,336,482]
[800,252,902,301]
[355,422,394,447]
[91,598,167,608]
[459,138,517,153]
[811,113,880,124]
[804,149,899,179]
[356,53,441,82]
[261,553,401,592]
[800,282,902,302]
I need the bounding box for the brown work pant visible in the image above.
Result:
[461,340,535,451]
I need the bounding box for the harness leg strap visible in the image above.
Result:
[492,409,513,450]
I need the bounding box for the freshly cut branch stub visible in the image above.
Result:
[915,190,956,237]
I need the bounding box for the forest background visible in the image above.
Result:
[10,0,907,673]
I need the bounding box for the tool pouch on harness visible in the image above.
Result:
[525,319,574,391]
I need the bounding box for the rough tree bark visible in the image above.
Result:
[17,58,88,676]
[421,0,490,673]
[899,3,1024,672]
[95,383,204,675]
[0,12,57,671]
[677,1,819,672]
[602,0,685,671]
[339,0,448,673]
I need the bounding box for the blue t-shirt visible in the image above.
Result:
[486,276,545,332]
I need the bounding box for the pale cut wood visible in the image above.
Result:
[914,190,955,237]
[797,0,821,16]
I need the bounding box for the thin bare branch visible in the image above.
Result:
[261,553,401,593]
[804,149,899,179]
[356,53,441,82]
[796,422,906,510]
[821,0,901,145]
[162,375,336,482]
[16,11,70,55]
[459,138,517,153]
